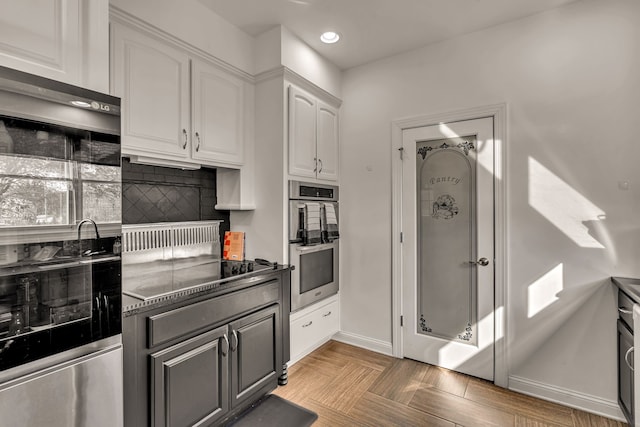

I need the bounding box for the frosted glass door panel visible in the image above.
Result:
[416,136,477,345]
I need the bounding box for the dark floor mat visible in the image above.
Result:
[225,394,317,427]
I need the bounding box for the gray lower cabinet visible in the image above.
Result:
[230,305,281,409]
[618,318,634,425]
[151,326,229,427]
[123,269,290,427]
[616,288,634,426]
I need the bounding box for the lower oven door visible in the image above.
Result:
[290,242,339,312]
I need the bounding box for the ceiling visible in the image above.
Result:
[198,0,580,70]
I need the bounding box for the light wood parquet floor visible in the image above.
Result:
[273,340,627,427]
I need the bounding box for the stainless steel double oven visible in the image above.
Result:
[289,180,339,312]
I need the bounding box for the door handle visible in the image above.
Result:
[318,158,323,173]
[619,307,633,315]
[182,129,188,149]
[625,346,634,371]
[469,257,490,266]
[221,334,229,357]
[313,157,318,172]
[230,330,238,352]
[195,132,201,152]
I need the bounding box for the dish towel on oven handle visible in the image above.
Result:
[322,202,339,242]
[304,202,322,245]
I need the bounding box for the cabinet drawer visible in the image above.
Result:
[147,280,280,348]
[290,300,339,360]
[618,290,635,331]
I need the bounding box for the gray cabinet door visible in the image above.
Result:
[618,319,634,425]
[150,325,229,427]
[229,304,281,408]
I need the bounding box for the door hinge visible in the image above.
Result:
[400,315,404,327]
[400,232,404,243]
[398,147,404,160]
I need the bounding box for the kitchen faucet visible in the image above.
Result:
[77,218,101,240]
[77,218,102,256]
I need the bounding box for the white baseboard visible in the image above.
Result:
[508,375,625,422]
[332,331,394,356]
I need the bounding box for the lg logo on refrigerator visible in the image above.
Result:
[90,101,110,112]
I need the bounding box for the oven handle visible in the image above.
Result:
[294,243,336,253]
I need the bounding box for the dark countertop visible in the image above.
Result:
[0,253,120,277]
[122,262,292,317]
[611,277,640,303]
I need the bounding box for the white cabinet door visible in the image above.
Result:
[316,101,339,181]
[111,23,191,160]
[192,59,244,167]
[0,0,110,91]
[288,86,318,179]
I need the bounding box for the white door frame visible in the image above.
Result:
[391,103,508,387]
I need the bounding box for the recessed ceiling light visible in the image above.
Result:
[320,31,340,44]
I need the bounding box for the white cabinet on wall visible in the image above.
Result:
[111,23,191,164]
[288,85,339,182]
[0,0,109,92]
[110,19,248,170]
[191,59,244,166]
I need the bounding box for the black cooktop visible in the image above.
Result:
[123,259,276,301]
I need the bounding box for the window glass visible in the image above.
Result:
[0,155,73,227]
[80,164,121,224]
[0,117,121,228]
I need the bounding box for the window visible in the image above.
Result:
[0,117,121,229]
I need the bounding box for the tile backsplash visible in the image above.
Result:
[121,158,230,243]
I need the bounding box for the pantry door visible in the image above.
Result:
[401,117,494,381]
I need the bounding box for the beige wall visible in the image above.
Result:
[340,0,639,416]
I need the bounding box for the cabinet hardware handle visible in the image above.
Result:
[318,158,323,173]
[182,129,188,149]
[221,334,229,357]
[619,307,633,315]
[103,295,110,333]
[469,257,490,267]
[322,311,332,317]
[230,330,238,352]
[302,321,313,328]
[625,346,634,371]
[195,132,201,152]
[95,296,102,334]
[313,157,318,173]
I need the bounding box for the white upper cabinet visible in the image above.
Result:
[191,59,244,166]
[111,22,191,162]
[0,0,109,92]
[110,19,248,169]
[316,101,339,181]
[289,87,317,179]
[288,85,339,182]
